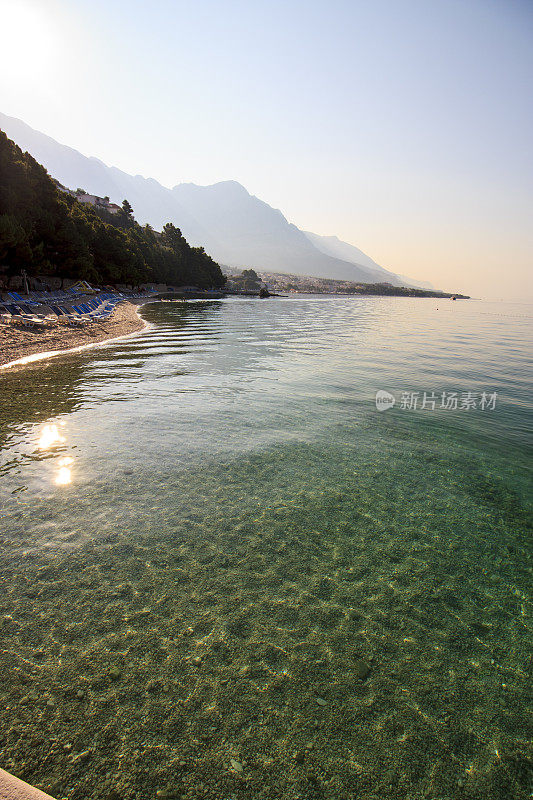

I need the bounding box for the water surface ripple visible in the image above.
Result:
[0,296,531,800]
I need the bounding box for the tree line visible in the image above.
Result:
[0,130,226,288]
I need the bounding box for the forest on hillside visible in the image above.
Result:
[0,130,226,288]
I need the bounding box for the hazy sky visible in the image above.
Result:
[0,0,532,299]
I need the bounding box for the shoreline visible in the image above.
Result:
[0,301,150,370]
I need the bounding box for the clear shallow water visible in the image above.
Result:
[0,296,531,800]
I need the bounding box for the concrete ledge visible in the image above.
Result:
[0,769,56,800]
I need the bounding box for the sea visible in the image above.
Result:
[0,295,531,800]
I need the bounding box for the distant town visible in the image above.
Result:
[224,267,469,299]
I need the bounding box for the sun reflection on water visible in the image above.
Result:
[55,456,74,485]
[38,423,66,450]
[55,466,72,485]
[36,422,74,484]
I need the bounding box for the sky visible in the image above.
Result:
[0,0,532,300]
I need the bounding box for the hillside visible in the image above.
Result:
[0,130,225,289]
[0,112,424,287]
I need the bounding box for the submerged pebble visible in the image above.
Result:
[353,659,371,680]
[70,749,92,762]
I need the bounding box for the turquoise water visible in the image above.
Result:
[0,296,531,800]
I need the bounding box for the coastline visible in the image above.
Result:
[0,301,149,370]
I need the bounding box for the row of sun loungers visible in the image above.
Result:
[4,288,150,303]
[5,288,86,306]
[0,286,153,331]
[0,304,58,328]
[0,291,144,328]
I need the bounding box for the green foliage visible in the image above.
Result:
[0,130,226,288]
[242,269,259,281]
[121,199,133,216]
[231,268,262,291]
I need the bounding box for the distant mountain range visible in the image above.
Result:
[0,111,430,288]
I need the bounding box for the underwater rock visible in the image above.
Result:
[353,659,371,680]
[230,758,243,772]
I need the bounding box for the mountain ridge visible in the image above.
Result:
[0,111,424,287]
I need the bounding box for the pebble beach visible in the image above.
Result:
[0,302,146,368]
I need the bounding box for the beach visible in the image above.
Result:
[0,301,146,368]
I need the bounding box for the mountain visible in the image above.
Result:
[0,111,421,287]
[303,231,433,290]
[170,180,388,283]
[0,112,205,240]
[0,129,225,288]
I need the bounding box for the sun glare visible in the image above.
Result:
[38,424,65,449]
[55,466,72,485]
[38,425,65,450]
[55,457,74,485]
[0,1,59,84]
